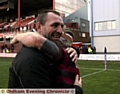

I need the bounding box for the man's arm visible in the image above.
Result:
[40,39,60,59]
[11,32,77,62]
[11,32,59,59]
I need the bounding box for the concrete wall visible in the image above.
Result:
[94,36,120,53]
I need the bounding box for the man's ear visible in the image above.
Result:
[36,22,41,33]
[36,22,40,29]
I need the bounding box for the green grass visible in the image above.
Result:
[0,58,120,94]
[78,60,120,94]
[0,58,13,88]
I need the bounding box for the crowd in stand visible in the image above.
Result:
[0,18,36,53]
[79,45,96,54]
[0,42,96,54]
[0,43,14,53]
[0,19,96,54]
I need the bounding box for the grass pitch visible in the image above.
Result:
[0,57,120,94]
[0,58,13,88]
[78,60,120,94]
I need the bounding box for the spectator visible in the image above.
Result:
[88,46,93,54]
[0,44,2,53]
[1,44,7,53]
[10,44,14,53]
[93,46,96,54]
[82,45,88,54]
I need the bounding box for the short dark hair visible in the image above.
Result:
[65,31,74,38]
[36,10,61,25]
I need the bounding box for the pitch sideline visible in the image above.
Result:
[81,67,120,78]
[81,70,105,78]
[80,67,120,71]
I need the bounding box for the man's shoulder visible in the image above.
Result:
[18,46,46,57]
[14,46,51,64]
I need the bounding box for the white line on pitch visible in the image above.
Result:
[80,67,120,71]
[80,67,103,70]
[81,70,105,78]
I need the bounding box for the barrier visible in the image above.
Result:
[78,54,120,61]
[0,53,120,61]
[0,53,16,58]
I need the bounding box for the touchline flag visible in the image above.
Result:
[104,47,107,70]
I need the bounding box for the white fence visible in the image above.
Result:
[78,54,120,61]
[0,53,120,61]
[0,53,16,58]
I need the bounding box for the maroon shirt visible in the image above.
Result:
[53,47,80,88]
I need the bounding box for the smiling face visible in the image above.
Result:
[36,12,64,42]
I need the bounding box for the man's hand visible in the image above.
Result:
[11,32,46,49]
[66,47,78,63]
[74,74,82,88]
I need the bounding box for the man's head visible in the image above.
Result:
[54,31,73,48]
[36,10,64,41]
[63,32,73,43]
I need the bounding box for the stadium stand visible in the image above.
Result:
[0,0,53,53]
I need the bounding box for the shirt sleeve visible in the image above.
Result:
[73,85,83,94]
[54,47,69,67]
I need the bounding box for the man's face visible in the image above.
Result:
[39,12,64,41]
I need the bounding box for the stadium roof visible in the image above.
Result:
[0,0,53,18]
